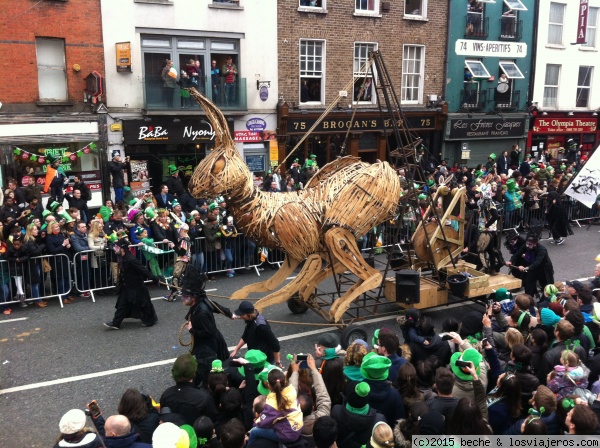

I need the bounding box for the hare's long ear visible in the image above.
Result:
[187,88,234,149]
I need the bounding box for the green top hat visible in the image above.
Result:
[489,153,496,160]
[42,210,52,219]
[145,208,156,220]
[106,232,118,243]
[211,359,224,373]
[360,352,391,381]
[450,348,482,381]
[47,154,58,165]
[237,349,268,378]
[49,201,61,213]
[257,364,283,396]
[168,164,178,174]
[310,154,317,159]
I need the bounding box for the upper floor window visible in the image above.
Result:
[548,2,566,45]
[355,0,379,15]
[353,43,377,103]
[402,45,424,104]
[405,0,427,18]
[543,64,561,108]
[502,0,527,11]
[300,40,324,104]
[299,0,324,8]
[583,7,599,48]
[576,66,593,108]
[36,38,67,101]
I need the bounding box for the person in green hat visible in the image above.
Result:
[165,164,186,198]
[485,153,496,171]
[360,352,405,425]
[447,346,488,403]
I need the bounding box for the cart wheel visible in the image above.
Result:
[287,295,309,314]
[340,325,368,349]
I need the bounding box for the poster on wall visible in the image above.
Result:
[130,160,151,197]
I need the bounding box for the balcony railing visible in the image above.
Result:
[488,87,520,110]
[465,13,488,39]
[461,81,487,110]
[500,16,522,40]
[143,76,247,111]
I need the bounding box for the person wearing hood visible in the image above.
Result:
[507,232,554,297]
[360,352,406,425]
[546,190,569,245]
[331,382,386,448]
[181,264,233,386]
[103,239,159,330]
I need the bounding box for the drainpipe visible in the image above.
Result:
[528,0,539,105]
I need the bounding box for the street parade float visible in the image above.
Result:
[187,51,521,345]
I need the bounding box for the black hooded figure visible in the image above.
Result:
[104,238,159,329]
[181,264,233,386]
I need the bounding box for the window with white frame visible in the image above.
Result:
[402,45,424,104]
[405,0,427,18]
[583,7,598,48]
[548,2,565,45]
[353,43,377,103]
[300,40,324,104]
[299,0,325,8]
[36,38,67,101]
[355,0,379,14]
[543,64,560,108]
[576,66,593,108]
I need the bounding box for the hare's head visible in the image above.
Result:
[188,144,251,198]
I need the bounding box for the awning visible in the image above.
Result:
[503,0,527,11]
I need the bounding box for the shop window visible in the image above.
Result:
[583,7,598,48]
[353,42,377,104]
[12,142,101,193]
[300,40,324,104]
[402,45,424,104]
[36,38,67,101]
[355,0,379,15]
[548,2,565,45]
[405,0,427,18]
[543,64,561,108]
[576,66,593,108]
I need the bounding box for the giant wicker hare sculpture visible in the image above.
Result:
[187,89,401,322]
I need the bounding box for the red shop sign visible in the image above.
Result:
[532,117,597,133]
[234,131,262,143]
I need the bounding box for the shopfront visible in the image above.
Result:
[276,102,446,167]
[121,116,219,194]
[527,113,599,163]
[0,117,105,207]
[443,114,529,167]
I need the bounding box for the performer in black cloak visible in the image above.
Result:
[104,239,159,329]
[181,264,234,386]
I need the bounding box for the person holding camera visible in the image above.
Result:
[108,151,129,204]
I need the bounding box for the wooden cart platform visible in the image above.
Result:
[383,272,522,310]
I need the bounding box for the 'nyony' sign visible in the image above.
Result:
[123,118,216,144]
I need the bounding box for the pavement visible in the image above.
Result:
[0,223,598,447]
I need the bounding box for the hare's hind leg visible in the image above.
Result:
[230,255,300,300]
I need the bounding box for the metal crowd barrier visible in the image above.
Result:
[72,249,116,301]
[0,254,73,309]
[192,233,262,277]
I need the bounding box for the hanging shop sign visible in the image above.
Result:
[577,0,590,45]
[455,39,527,58]
[286,115,436,133]
[246,117,267,132]
[532,117,597,134]
[123,118,216,144]
[116,42,132,72]
[447,117,527,140]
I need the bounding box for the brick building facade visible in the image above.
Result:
[0,0,107,207]
[276,0,448,167]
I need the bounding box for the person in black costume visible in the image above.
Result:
[104,239,158,329]
[506,232,554,297]
[181,264,234,386]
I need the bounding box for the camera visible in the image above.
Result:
[455,360,471,368]
[87,400,102,419]
[296,354,308,369]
